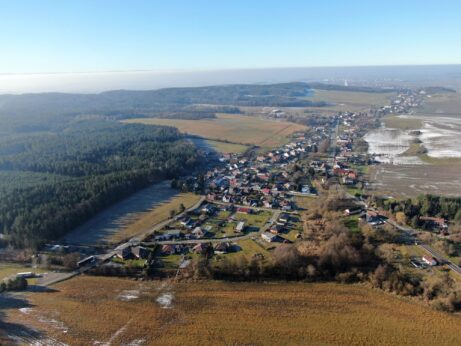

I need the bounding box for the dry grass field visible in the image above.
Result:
[6,276,461,345]
[124,114,307,147]
[383,115,423,130]
[109,192,201,243]
[309,89,396,112]
[418,92,461,117]
[204,139,249,154]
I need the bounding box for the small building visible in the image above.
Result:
[278,213,290,223]
[192,227,205,239]
[15,272,36,279]
[261,231,278,243]
[237,207,251,214]
[214,242,230,254]
[422,255,438,266]
[192,243,212,255]
[161,244,175,255]
[235,221,245,233]
[270,224,285,234]
[115,245,133,260]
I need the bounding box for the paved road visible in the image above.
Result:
[210,200,298,214]
[385,218,461,276]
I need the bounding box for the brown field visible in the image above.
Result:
[383,115,423,130]
[124,114,307,147]
[6,276,461,345]
[204,139,249,154]
[110,192,201,243]
[418,92,461,117]
[368,163,461,198]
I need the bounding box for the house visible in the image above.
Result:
[115,245,133,260]
[235,221,245,233]
[214,242,230,254]
[237,207,251,214]
[165,230,182,239]
[131,246,150,260]
[422,255,438,266]
[116,245,150,260]
[270,224,285,234]
[192,243,212,255]
[161,244,175,255]
[261,231,278,242]
[192,227,205,239]
[419,216,448,232]
[278,213,290,223]
[366,210,384,225]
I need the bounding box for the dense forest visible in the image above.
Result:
[0,120,200,248]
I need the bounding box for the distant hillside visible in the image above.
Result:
[0,82,396,136]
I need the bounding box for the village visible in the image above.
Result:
[8,88,457,284]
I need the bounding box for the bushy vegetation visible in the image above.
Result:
[0,276,28,292]
[376,194,461,226]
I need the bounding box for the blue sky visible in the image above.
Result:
[1,0,461,74]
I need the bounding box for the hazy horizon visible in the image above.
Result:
[2,64,461,94]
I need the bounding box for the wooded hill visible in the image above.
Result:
[0,120,199,248]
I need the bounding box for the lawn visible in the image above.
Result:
[0,262,44,281]
[109,193,201,243]
[124,114,307,148]
[7,276,461,345]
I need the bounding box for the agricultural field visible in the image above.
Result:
[368,163,461,198]
[417,91,461,117]
[308,89,396,112]
[5,276,461,345]
[124,114,307,148]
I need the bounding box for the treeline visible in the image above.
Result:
[0,82,322,129]
[0,121,200,248]
[376,194,461,226]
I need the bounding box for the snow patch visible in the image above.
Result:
[156,292,174,309]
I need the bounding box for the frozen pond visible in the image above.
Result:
[364,128,424,164]
[419,117,461,158]
[365,115,461,163]
[365,114,461,197]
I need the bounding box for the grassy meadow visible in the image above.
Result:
[7,276,461,345]
[124,114,307,148]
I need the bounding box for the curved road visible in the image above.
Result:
[386,218,461,275]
